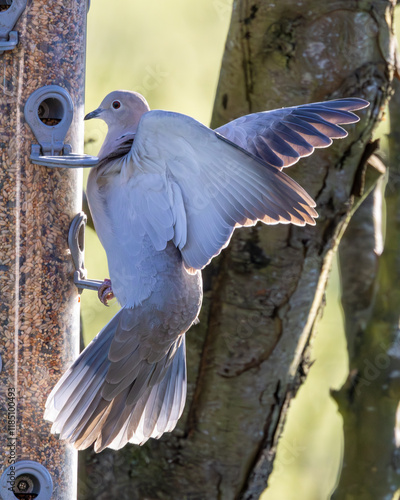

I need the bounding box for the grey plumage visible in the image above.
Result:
[215,98,366,169]
[44,91,368,451]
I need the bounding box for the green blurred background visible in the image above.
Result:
[82,2,391,498]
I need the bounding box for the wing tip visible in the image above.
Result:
[322,97,370,111]
[345,97,370,109]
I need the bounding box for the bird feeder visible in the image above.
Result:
[0,1,89,498]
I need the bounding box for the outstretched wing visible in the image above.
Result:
[129,99,367,271]
[130,110,318,272]
[215,98,369,170]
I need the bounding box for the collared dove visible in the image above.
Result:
[44,91,368,452]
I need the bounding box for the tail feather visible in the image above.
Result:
[96,393,137,450]
[44,309,188,452]
[105,344,141,383]
[73,400,113,450]
[44,311,120,428]
[152,357,178,434]
[143,336,186,438]
[96,337,186,452]
[58,361,109,440]
[52,336,114,438]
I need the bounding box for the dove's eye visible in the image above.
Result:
[112,100,121,110]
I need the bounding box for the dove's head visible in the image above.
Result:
[85,90,150,159]
[85,90,150,131]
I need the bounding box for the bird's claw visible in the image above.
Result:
[98,278,114,306]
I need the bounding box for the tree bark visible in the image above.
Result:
[79,1,395,498]
[333,77,400,499]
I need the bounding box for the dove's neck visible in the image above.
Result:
[98,124,137,160]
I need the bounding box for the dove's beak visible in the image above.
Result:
[84,108,103,120]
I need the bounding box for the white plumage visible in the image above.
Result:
[44,91,368,452]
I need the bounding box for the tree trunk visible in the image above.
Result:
[79,1,395,498]
[333,77,400,499]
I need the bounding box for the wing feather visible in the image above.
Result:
[215,98,369,169]
[126,99,367,271]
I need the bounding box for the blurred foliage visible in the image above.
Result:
[82,1,394,498]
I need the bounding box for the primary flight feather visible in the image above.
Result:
[44,91,368,452]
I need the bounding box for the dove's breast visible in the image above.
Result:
[87,164,202,317]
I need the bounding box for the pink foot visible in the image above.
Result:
[98,278,114,306]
